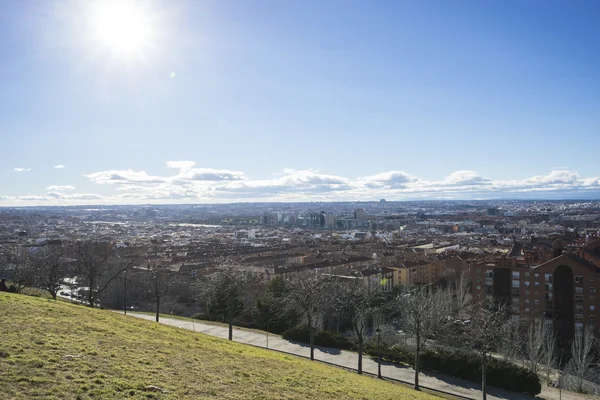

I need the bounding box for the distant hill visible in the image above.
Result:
[0,293,437,400]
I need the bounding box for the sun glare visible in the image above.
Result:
[88,1,156,58]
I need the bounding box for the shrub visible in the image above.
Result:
[364,344,541,396]
[282,326,354,350]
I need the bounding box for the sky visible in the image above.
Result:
[1,0,599,205]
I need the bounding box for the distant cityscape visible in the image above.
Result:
[2,199,600,346]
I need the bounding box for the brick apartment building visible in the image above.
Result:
[471,238,600,344]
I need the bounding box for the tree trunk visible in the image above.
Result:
[414,330,420,390]
[228,298,233,341]
[357,339,363,374]
[50,291,57,300]
[88,277,95,307]
[482,352,487,400]
[310,325,315,361]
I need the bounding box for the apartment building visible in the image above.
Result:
[471,241,600,344]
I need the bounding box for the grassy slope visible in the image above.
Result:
[0,293,438,400]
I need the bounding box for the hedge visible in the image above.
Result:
[365,344,541,396]
[281,325,354,350]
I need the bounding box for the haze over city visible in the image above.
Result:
[2,0,600,206]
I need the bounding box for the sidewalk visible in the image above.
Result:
[124,312,577,400]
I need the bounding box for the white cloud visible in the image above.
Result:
[13,168,31,172]
[167,161,196,172]
[358,171,416,188]
[46,185,75,192]
[441,171,491,186]
[53,165,66,169]
[175,168,246,181]
[3,163,600,206]
[84,169,165,184]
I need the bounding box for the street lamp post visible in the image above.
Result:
[123,268,127,315]
[376,328,382,379]
[266,307,270,349]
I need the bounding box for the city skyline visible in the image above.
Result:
[2,0,599,205]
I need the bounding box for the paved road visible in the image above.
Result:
[125,312,580,400]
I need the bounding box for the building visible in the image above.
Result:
[471,241,600,344]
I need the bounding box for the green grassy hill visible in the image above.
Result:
[0,293,438,400]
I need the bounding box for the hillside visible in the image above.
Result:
[0,293,438,400]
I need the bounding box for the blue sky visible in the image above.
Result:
[1,0,599,205]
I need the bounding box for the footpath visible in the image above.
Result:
[125,312,581,400]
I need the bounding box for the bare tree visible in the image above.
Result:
[455,270,473,317]
[0,245,36,293]
[397,285,452,390]
[284,270,331,361]
[461,303,511,400]
[201,264,251,341]
[334,279,386,374]
[497,319,521,364]
[570,328,597,393]
[143,263,174,322]
[541,327,558,382]
[31,244,68,300]
[522,319,546,375]
[75,241,124,307]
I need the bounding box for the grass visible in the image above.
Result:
[0,292,440,400]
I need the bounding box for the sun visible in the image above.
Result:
[87,1,156,58]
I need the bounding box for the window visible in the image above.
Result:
[575,286,583,294]
[535,273,540,279]
[591,305,596,312]
[525,272,530,277]
[525,289,530,295]
[535,281,540,286]
[576,295,584,303]
[591,315,596,322]
[525,307,529,312]
[512,271,520,279]
[591,276,596,282]
[512,289,520,296]
[591,296,596,302]
[545,283,553,291]
[486,270,493,278]
[576,304,584,313]
[525,298,530,304]
[476,285,481,290]
[512,279,520,288]
[575,314,584,322]
[524,281,530,287]
[476,268,481,273]
[545,273,552,282]
[545,292,553,300]
[485,286,493,294]
[575,276,584,285]
[591,287,596,293]
[534,300,540,305]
